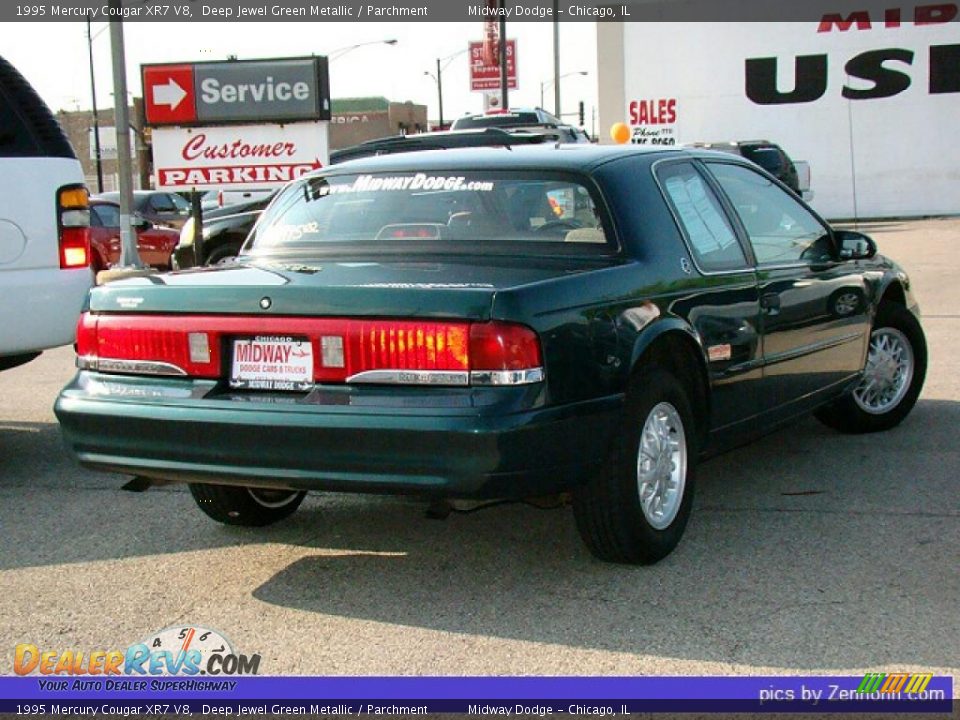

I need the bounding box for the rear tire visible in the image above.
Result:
[189,484,306,527]
[204,244,241,266]
[815,303,926,434]
[573,368,698,565]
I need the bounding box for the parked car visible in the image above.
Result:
[55,145,926,564]
[88,199,179,272]
[98,190,192,230]
[0,55,91,372]
[196,188,274,212]
[173,192,276,269]
[685,141,812,200]
[329,127,554,164]
[451,108,591,144]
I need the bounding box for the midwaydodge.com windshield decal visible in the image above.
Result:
[317,174,495,195]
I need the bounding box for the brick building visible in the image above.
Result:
[329,97,428,149]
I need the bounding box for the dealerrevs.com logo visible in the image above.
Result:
[14,625,261,678]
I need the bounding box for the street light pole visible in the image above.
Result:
[108,0,143,269]
[436,57,444,128]
[328,38,397,62]
[86,13,104,194]
[552,0,560,116]
[540,71,589,117]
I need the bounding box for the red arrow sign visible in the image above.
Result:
[143,65,196,126]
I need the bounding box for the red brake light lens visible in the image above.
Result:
[74,315,543,386]
[469,322,542,371]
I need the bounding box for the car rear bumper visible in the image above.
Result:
[55,372,623,498]
[1,266,90,356]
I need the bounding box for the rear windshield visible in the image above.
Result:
[452,113,543,129]
[246,171,613,256]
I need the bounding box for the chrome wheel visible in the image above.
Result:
[636,401,687,530]
[833,292,860,316]
[854,327,914,415]
[246,488,302,508]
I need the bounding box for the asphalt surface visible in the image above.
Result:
[1,219,957,687]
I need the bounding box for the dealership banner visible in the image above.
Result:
[0,675,952,713]
[151,122,328,191]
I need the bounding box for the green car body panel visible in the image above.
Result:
[55,146,919,500]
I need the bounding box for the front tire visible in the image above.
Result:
[189,484,306,527]
[815,303,927,434]
[573,368,698,565]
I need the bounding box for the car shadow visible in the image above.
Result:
[246,398,958,671]
[2,399,957,671]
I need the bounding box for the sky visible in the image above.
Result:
[2,21,599,128]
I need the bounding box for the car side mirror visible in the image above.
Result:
[836,230,877,260]
[132,213,151,229]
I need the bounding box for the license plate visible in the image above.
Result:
[230,336,314,391]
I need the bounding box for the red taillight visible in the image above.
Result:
[74,315,543,386]
[357,321,470,373]
[58,185,90,269]
[469,322,542,371]
[75,313,98,358]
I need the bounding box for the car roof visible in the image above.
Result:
[99,190,166,198]
[321,144,691,175]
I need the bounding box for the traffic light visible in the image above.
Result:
[578,101,585,127]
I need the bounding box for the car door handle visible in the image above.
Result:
[760,293,781,312]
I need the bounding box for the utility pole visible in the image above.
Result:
[108,0,143,269]
[553,0,560,116]
[498,3,508,111]
[86,13,104,194]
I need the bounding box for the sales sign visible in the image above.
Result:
[469,40,517,92]
[151,121,329,191]
[142,57,331,126]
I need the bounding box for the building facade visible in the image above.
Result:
[597,20,959,219]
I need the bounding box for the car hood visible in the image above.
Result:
[88,256,617,321]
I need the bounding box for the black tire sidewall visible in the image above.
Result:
[573,368,698,564]
[816,304,927,433]
[189,483,305,527]
[616,370,698,559]
[204,244,241,266]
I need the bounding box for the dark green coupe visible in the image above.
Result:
[55,146,927,564]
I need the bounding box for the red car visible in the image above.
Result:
[89,200,179,272]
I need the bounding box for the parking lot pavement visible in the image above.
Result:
[0,219,957,682]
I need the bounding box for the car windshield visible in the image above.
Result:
[246,171,612,256]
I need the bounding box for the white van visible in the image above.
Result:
[0,56,91,371]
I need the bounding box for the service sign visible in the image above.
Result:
[142,57,330,126]
[151,122,329,191]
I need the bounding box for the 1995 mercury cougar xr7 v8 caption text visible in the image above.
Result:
[55,146,927,564]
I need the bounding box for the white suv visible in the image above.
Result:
[0,56,92,371]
